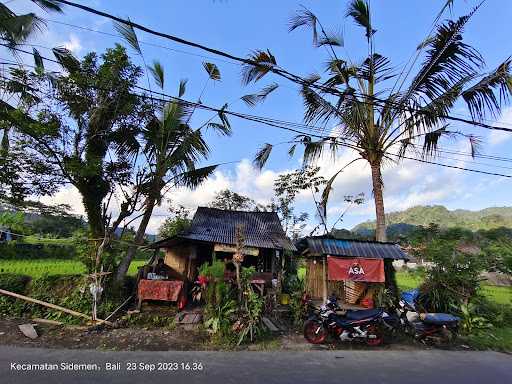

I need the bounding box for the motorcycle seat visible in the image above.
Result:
[345,308,383,320]
[422,313,460,325]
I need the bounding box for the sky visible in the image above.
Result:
[3,0,512,234]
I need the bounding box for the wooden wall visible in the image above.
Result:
[305,258,324,299]
[164,244,197,281]
[305,257,345,301]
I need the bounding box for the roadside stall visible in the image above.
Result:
[136,257,189,310]
[299,237,409,306]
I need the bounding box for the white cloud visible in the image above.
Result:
[35,149,481,235]
[39,185,85,217]
[61,34,82,54]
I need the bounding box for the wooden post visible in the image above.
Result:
[322,256,327,302]
[0,288,113,326]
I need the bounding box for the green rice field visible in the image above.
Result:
[396,271,511,305]
[0,259,147,277]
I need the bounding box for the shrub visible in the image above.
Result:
[0,273,31,293]
[418,239,484,312]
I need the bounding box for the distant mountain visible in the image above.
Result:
[352,205,512,237]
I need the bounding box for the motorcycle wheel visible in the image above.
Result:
[304,320,327,344]
[365,324,384,346]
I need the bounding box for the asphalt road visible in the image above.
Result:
[0,346,511,384]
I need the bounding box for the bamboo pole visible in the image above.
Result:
[322,256,327,302]
[104,295,133,321]
[0,288,113,326]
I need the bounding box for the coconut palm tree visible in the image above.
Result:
[115,62,232,282]
[247,0,512,241]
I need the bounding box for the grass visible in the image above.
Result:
[0,259,147,277]
[396,270,511,305]
[461,327,512,352]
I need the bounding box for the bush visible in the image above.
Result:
[418,239,484,312]
[0,273,31,293]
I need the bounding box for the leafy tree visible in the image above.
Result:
[482,239,512,274]
[209,189,257,211]
[248,1,512,242]
[420,238,485,312]
[0,211,29,235]
[157,204,192,239]
[272,166,325,239]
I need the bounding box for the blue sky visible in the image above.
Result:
[4,0,512,234]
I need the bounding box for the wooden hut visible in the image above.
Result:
[299,237,409,304]
[150,207,296,284]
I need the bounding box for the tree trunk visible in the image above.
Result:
[370,163,387,242]
[115,197,156,283]
[234,261,242,302]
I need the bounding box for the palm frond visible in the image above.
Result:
[178,79,187,97]
[417,36,435,51]
[254,143,273,169]
[288,8,318,45]
[206,122,232,136]
[358,53,393,83]
[30,0,63,13]
[317,30,344,48]
[202,62,221,81]
[287,144,297,157]
[346,0,375,39]
[217,103,231,133]
[179,165,218,189]
[113,19,142,55]
[422,125,450,158]
[406,11,483,102]
[240,82,279,107]
[148,60,164,89]
[241,50,277,85]
[52,47,80,73]
[303,138,327,166]
[462,57,512,121]
[301,85,340,124]
[33,48,44,72]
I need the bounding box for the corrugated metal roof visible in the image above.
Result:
[305,238,408,260]
[157,207,296,251]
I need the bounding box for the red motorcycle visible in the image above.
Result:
[303,295,386,346]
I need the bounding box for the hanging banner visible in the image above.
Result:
[327,256,385,282]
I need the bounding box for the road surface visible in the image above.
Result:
[1,345,511,384]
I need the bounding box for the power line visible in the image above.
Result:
[5,42,512,139]
[45,19,240,66]
[2,57,512,178]
[388,153,512,178]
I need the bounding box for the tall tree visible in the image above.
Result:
[1,45,154,257]
[248,1,512,241]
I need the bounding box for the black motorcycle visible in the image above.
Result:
[303,295,388,346]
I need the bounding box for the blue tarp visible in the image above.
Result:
[401,289,419,309]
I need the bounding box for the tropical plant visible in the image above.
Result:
[247,1,512,242]
[0,0,62,49]
[458,302,492,335]
[113,22,231,282]
[418,238,485,312]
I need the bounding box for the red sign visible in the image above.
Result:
[327,256,385,282]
